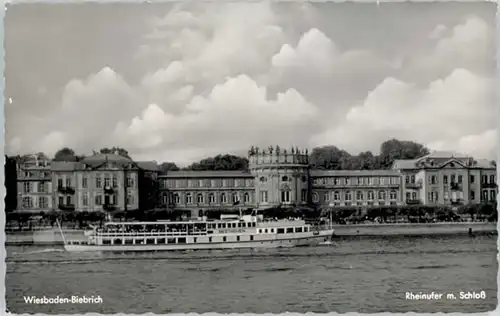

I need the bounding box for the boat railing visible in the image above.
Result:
[95,231,208,237]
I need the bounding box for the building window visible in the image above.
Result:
[333,191,340,201]
[356,191,363,201]
[127,194,134,205]
[112,176,118,188]
[206,193,214,204]
[59,196,64,205]
[345,191,352,201]
[389,190,397,200]
[469,175,475,183]
[367,191,374,201]
[259,191,268,203]
[95,195,102,205]
[96,177,102,189]
[38,196,48,209]
[104,176,110,188]
[22,197,33,208]
[301,189,307,202]
[162,194,169,205]
[482,175,488,184]
[458,175,463,184]
[470,190,475,200]
[410,175,415,183]
[38,182,45,193]
[82,194,88,206]
[185,193,192,204]
[126,176,134,188]
[280,190,290,203]
[57,178,63,188]
[259,176,267,182]
[490,175,495,184]
[82,177,88,189]
[312,192,319,203]
[490,190,496,201]
[174,193,180,204]
[244,193,250,203]
[232,193,240,204]
[405,176,409,184]
[66,196,72,205]
[482,190,488,201]
[221,193,227,204]
[197,193,204,204]
[406,192,411,200]
[411,192,417,200]
[334,178,340,185]
[282,176,288,182]
[451,174,456,183]
[378,190,386,200]
[66,178,72,188]
[443,175,448,184]
[324,192,330,202]
[23,182,32,193]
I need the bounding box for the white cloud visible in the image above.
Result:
[312,68,495,159]
[37,131,66,156]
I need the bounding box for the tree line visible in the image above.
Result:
[6,139,433,174]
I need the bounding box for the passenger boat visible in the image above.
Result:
[61,213,335,252]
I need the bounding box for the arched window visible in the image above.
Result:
[344,191,352,201]
[220,193,227,204]
[410,175,415,183]
[367,191,374,201]
[162,193,168,205]
[232,193,240,203]
[389,190,397,200]
[312,192,319,203]
[174,193,180,204]
[208,193,215,204]
[333,191,340,201]
[356,191,363,201]
[378,190,386,200]
[197,193,204,204]
[282,176,289,182]
[185,193,192,204]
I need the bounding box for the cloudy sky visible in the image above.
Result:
[4,1,496,165]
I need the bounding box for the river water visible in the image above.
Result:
[6,235,498,314]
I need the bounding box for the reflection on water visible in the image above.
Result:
[6,235,497,314]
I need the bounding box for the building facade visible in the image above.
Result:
[13,147,497,216]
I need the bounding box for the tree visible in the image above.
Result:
[53,147,79,161]
[309,146,351,170]
[185,154,249,171]
[99,147,130,158]
[159,162,180,173]
[378,139,430,169]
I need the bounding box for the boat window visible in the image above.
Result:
[222,223,226,229]
[264,229,268,233]
[193,237,198,243]
[103,239,111,245]
[258,229,262,233]
[125,239,133,245]
[232,223,236,228]
[295,227,303,233]
[167,238,176,244]
[271,229,275,233]
[238,223,242,228]
[217,223,222,229]
[178,237,187,244]
[253,222,256,227]
[277,228,285,234]
[223,236,227,242]
[304,227,309,232]
[286,228,293,234]
[250,235,254,241]
[157,238,166,244]
[209,237,212,243]
[146,238,155,244]
[236,236,240,241]
[113,239,122,245]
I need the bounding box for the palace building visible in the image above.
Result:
[13,146,497,216]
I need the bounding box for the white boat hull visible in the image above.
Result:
[64,231,334,252]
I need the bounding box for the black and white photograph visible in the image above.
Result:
[4,0,498,314]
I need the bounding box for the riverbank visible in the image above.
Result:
[5,222,497,245]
